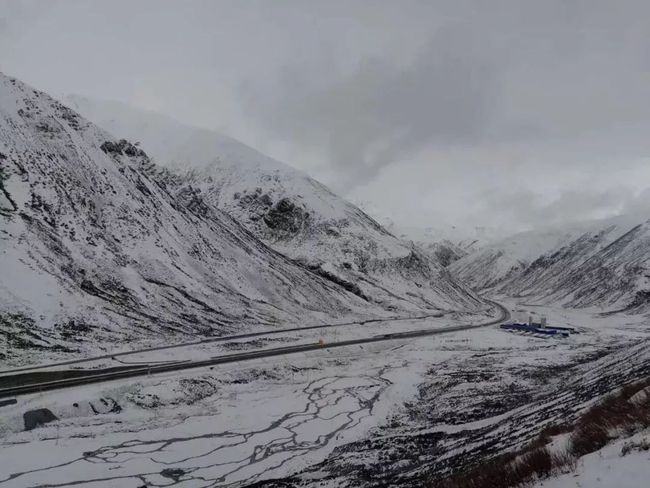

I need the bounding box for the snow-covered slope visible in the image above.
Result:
[65,95,294,175]
[451,214,650,311]
[534,428,650,488]
[65,96,484,313]
[0,74,383,363]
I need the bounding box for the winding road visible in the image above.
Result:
[0,300,509,399]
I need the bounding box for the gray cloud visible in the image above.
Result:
[241,1,650,173]
[241,21,502,190]
[482,188,632,230]
[1,0,650,234]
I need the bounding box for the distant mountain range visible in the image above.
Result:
[451,213,650,312]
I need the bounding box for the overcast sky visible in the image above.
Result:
[2,0,650,234]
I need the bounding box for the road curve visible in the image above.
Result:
[0,300,509,399]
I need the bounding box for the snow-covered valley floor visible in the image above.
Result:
[0,301,648,487]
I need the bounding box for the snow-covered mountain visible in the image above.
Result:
[382,222,500,267]
[64,95,295,176]
[387,223,500,253]
[0,73,388,363]
[451,213,650,311]
[65,96,484,313]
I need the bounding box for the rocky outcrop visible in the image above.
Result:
[23,408,58,431]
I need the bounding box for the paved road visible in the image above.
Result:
[0,312,451,375]
[0,300,509,399]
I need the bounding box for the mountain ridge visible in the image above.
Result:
[65,94,485,313]
[451,213,650,311]
[0,73,383,364]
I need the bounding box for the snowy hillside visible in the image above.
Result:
[0,73,384,364]
[451,213,650,311]
[66,96,485,313]
[65,95,295,175]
